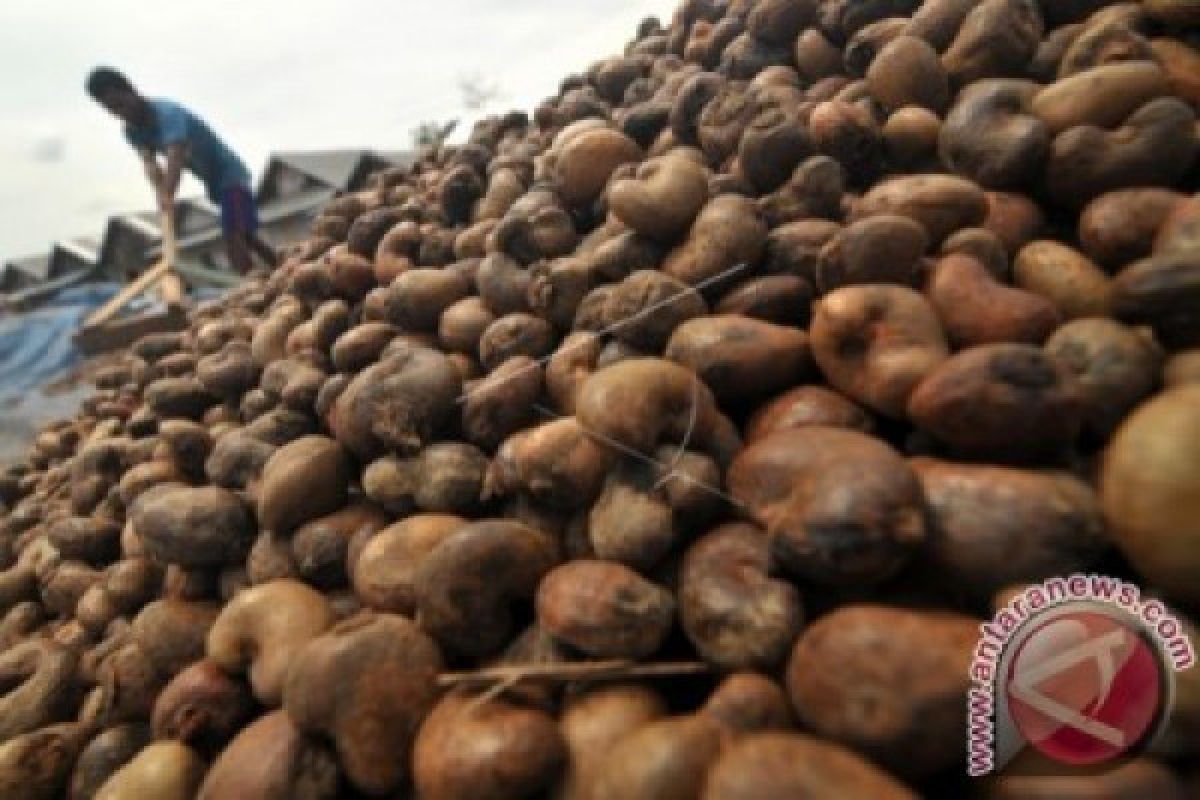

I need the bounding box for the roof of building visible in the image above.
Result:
[5,147,414,299]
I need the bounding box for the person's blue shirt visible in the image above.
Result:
[124,98,251,203]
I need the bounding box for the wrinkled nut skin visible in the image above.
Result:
[283,612,443,796]
[537,559,675,659]
[197,710,340,800]
[729,427,926,586]
[587,713,724,800]
[205,579,336,706]
[484,418,614,511]
[555,684,667,800]
[913,459,1109,598]
[68,724,152,800]
[907,344,1084,463]
[703,732,919,800]
[1045,318,1162,439]
[604,270,707,352]
[328,346,463,459]
[1102,386,1200,606]
[664,315,810,406]
[0,639,80,743]
[941,0,1043,86]
[93,740,206,800]
[679,523,803,670]
[292,503,389,589]
[151,659,255,752]
[256,436,351,534]
[787,604,979,779]
[0,723,90,800]
[131,485,254,567]
[414,520,560,658]
[810,285,949,418]
[938,79,1048,190]
[414,692,567,800]
[929,254,1062,346]
[575,358,742,468]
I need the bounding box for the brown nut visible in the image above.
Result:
[484,418,614,510]
[352,514,467,615]
[1078,188,1185,270]
[130,599,219,678]
[93,741,206,800]
[662,194,767,287]
[852,173,988,244]
[729,426,925,586]
[939,79,1048,190]
[679,523,803,670]
[664,315,810,406]
[701,672,793,734]
[555,128,643,207]
[283,612,443,796]
[587,713,724,800]
[415,519,559,658]
[151,659,255,752]
[0,639,79,742]
[1102,386,1200,606]
[810,285,949,417]
[131,485,253,568]
[746,386,873,442]
[703,732,919,800]
[461,355,543,450]
[197,710,339,800]
[68,724,152,800]
[816,214,928,292]
[1111,251,1200,349]
[537,559,675,659]
[907,343,1084,462]
[1012,240,1113,320]
[608,150,709,241]
[604,270,707,352]
[1045,318,1163,438]
[914,458,1109,598]
[941,0,1044,86]
[555,684,667,800]
[255,435,350,534]
[205,579,335,706]
[1032,61,1168,135]
[930,253,1061,346]
[786,604,979,778]
[867,35,949,113]
[414,691,566,800]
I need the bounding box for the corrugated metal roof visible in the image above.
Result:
[272,150,370,189]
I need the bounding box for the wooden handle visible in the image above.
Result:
[160,210,177,268]
[82,261,168,328]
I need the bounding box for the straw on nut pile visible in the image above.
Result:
[3,0,1200,798]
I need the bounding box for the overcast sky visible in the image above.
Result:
[0,0,678,260]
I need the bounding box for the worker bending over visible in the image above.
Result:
[86,67,276,273]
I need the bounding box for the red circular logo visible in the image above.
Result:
[1005,608,1167,766]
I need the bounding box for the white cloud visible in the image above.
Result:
[0,0,679,258]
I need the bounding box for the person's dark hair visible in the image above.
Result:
[85,67,136,100]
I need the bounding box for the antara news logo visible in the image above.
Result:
[967,574,1195,776]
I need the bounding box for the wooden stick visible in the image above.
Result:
[157,211,186,309]
[82,260,168,328]
[438,660,710,688]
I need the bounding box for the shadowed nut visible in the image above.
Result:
[680,523,803,670]
[537,559,675,658]
[906,343,1084,462]
[729,427,926,586]
[703,731,919,800]
[151,659,255,753]
[938,79,1048,190]
[255,436,351,534]
[1111,250,1200,349]
[555,684,667,800]
[284,612,443,796]
[68,723,152,800]
[131,485,254,567]
[866,35,949,113]
[786,604,979,779]
[130,599,219,678]
[586,712,724,800]
[928,253,1061,346]
[352,514,468,615]
[414,520,560,658]
[940,0,1043,86]
[205,579,336,706]
[816,214,928,292]
[0,639,79,743]
[196,710,340,800]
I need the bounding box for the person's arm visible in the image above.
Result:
[157,142,187,211]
